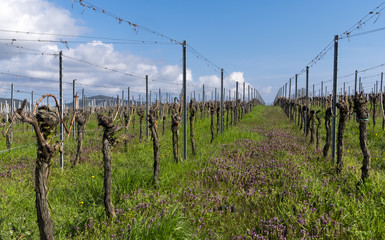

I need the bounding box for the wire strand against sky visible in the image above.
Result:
[291,1,385,81]
[340,1,385,39]
[61,54,145,80]
[186,44,222,74]
[72,0,231,85]
[0,29,176,45]
[0,38,175,46]
[1,42,59,56]
[361,73,382,79]
[0,42,198,89]
[344,26,385,39]
[73,0,181,44]
[0,72,71,85]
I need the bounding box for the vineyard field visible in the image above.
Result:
[1,105,385,239]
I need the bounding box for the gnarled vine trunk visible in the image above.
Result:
[149,105,160,184]
[74,112,87,165]
[309,110,315,144]
[323,107,332,158]
[354,93,371,182]
[137,107,144,142]
[315,110,321,150]
[336,101,349,173]
[17,103,62,240]
[98,114,122,218]
[171,113,181,163]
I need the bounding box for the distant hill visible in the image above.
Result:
[0,98,28,111]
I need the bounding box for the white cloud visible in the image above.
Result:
[0,0,251,103]
[198,75,220,88]
[262,86,272,95]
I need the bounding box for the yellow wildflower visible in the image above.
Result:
[91,176,95,178]
[79,201,84,205]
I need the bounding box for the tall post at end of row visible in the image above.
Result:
[289,78,292,101]
[31,91,34,113]
[321,81,324,108]
[235,82,239,125]
[380,73,384,121]
[182,40,187,160]
[10,83,14,118]
[128,87,131,109]
[72,79,76,137]
[202,84,205,103]
[331,35,339,162]
[146,75,149,139]
[304,66,309,135]
[59,51,64,170]
[354,70,358,94]
[82,89,85,109]
[220,68,224,134]
[295,74,298,100]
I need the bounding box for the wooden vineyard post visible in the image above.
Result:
[210,102,215,143]
[182,40,187,160]
[321,81,324,110]
[381,73,385,130]
[331,35,339,163]
[8,84,14,147]
[190,99,197,155]
[59,51,64,169]
[202,84,205,118]
[354,70,358,94]
[313,84,315,107]
[235,82,238,125]
[289,78,292,119]
[295,74,298,123]
[305,66,309,136]
[220,68,224,134]
[159,88,162,122]
[358,77,361,92]
[315,110,321,150]
[146,75,149,139]
[73,79,76,137]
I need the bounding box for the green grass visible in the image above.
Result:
[1,105,385,239]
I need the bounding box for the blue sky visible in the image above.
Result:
[1,0,385,104]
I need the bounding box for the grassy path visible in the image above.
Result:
[180,106,385,239]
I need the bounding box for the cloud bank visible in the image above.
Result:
[0,0,254,103]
